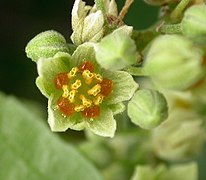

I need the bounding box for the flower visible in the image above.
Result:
[71,0,132,45]
[35,43,138,137]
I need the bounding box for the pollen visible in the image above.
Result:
[79,94,92,107]
[68,67,78,79]
[82,70,94,85]
[87,84,101,96]
[74,105,85,112]
[71,79,81,90]
[94,73,103,82]
[62,85,69,98]
[93,94,104,105]
[68,89,77,103]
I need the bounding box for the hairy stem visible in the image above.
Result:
[158,23,182,34]
[170,0,191,20]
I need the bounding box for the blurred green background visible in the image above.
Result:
[1,0,206,179]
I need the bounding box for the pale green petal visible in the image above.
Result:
[70,19,84,45]
[108,0,118,16]
[36,76,51,98]
[82,10,104,42]
[109,102,126,115]
[86,108,116,138]
[103,71,139,104]
[36,52,72,96]
[71,0,88,31]
[112,25,133,36]
[48,94,85,132]
[89,29,104,43]
[95,31,138,71]
[71,42,98,68]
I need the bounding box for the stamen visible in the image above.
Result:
[82,70,94,85]
[93,94,104,105]
[79,94,92,108]
[87,84,101,96]
[74,105,85,112]
[68,89,77,103]
[68,67,78,79]
[71,79,81,90]
[62,85,69,98]
[94,73,103,82]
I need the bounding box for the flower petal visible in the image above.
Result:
[86,108,116,137]
[37,52,72,96]
[48,94,85,132]
[82,10,104,42]
[109,102,126,115]
[103,71,139,104]
[71,0,89,31]
[72,42,98,68]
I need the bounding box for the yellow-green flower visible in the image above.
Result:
[26,32,138,137]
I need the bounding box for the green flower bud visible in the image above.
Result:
[95,29,140,71]
[144,35,204,90]
[182,4,206,42]
[25,30,69,62]
[127,89,168,129]
[152,109,205,161]
[131,163,198,180]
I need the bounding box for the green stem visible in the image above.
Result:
[125,67,147,76]
[159,23,182,34]
[94,0,105,14]
[170,0,191,20]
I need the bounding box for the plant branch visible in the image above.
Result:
[119,0,134,20]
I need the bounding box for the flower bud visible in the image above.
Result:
[127,89,168,129]
[182,4,206,42]
[95,29,139,71]
[144,35,204,90]
[131,163,198,180]
[25,30,69,62]
[71,0,104,45]
[152,109,205,161]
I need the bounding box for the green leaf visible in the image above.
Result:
[25,30,70,62]
[0,93,102,180]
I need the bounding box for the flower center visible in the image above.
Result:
[54,61,113,118]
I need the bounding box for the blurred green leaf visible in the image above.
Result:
[0,93,102,180]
